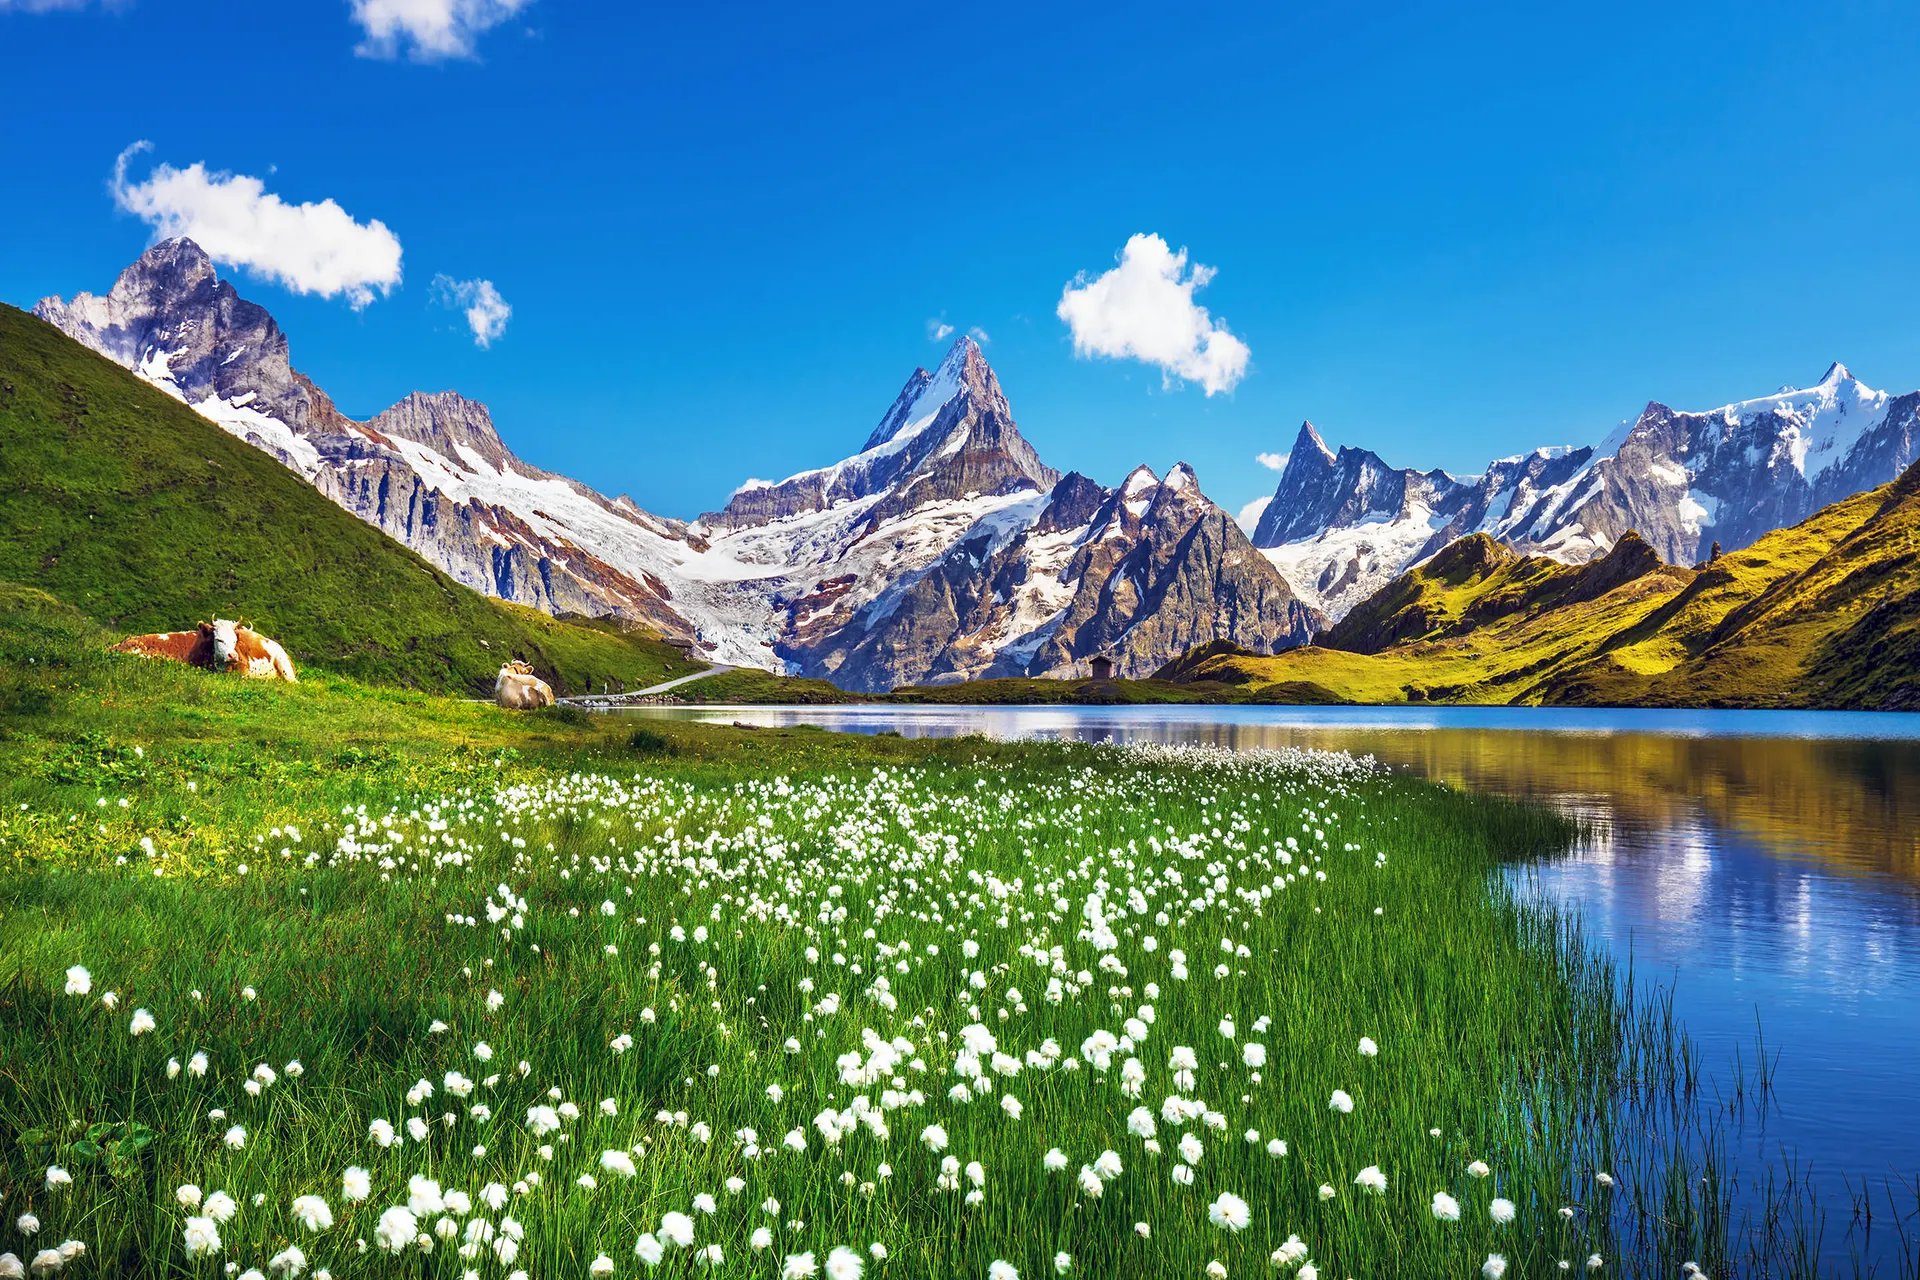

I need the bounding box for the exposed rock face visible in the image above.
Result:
[698,338,1059,534]
[1250,363,1920,620]
[802,463,1323,692]
[35,241,1316,687]
[35,239,708,648]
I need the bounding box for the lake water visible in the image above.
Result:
[621,703,1920,1274]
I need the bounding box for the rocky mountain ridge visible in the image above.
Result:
[1250,364,1920,620]
[32,239,1317,690]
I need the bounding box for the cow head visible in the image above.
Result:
[510,660,535,675]
[209,619,240,667]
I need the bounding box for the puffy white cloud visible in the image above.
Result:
[1256,451,1289,471]
[111,142,402,308]
[1057,233,1250,395]
[928,319,955,341]
[350,0,533,61]
[1236,495,1272,534]
[432,275,512,348]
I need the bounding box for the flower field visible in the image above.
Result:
[0,722,1636,1280]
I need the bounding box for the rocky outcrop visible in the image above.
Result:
[801,463,1323,692]
[35,241,1314,688]
[1250,363,1920,620]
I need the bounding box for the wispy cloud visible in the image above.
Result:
[0,0,110,11]
[927,318,954,341]
[967,325,990,344]
[1256,451,1289,471]
[432,275,511,347]
[110,142,402,308]
[1236,495,1272,534]
[1057,233,1250,395]
[350,0,532,61]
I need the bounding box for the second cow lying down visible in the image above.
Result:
[495,660,555,708]
[112,620,297,681]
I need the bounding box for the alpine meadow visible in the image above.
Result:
[4,4,1919,1280]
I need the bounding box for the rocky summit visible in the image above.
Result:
[32,240,1318,689]
[1248,365,1920,620]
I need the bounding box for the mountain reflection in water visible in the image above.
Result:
[621,703,1920,1270]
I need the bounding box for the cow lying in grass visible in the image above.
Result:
[112,620,298,681]
[495,659,555,709]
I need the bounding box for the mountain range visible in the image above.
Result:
[32,239,1317,691]
[28,239,1920,692]
[1247,365,1918,619]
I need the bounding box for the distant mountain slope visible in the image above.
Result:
[1250,365,1920,621]
[35,242,1319,692]
[34,239,718,651]
[0,304,688,695]
[1162,460,1920,710]
[37,245,1320,694]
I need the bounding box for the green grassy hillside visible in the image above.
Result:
[0,305,687,696]
[1158,462,1920,710]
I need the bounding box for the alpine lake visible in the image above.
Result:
[611,703,1920,1276]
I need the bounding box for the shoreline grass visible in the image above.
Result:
[0,593,1832,1279]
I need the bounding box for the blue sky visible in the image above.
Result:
[5,1,1920,523]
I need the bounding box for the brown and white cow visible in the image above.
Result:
[495,660,555,709]
[111,620,297,681]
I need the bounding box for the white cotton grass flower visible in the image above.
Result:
[660,1212,695,1249]
[12,1220,36,1240]
[825,1247,863,1280]
[342,1167,372,1202]
[203,1191,238,1223]
[188,1052,209,1077]
[1354,1165,1387,1194]
[784,1253,818,1280]
[1242,1042,1266,1068]
[1468,1159,1492,1178]
[1207,1192,1251,1231]
[1043,1148,1069,1171]
[64,966,90,996]
[636,1235,665,1266]
[223,1125,247,1150]
[374,1207,418,1254]
[1053,1253,1071,1274]
[182,1217,221,1259]
[1328,1089,1354,1113]
[1432,1191,1462,1221]
[292,1195,334,1232]
[600,1150,637,1177]
[1482,1256,1509,1280]
[129,1009,156,1036]
[42,1168,71,1192]
[1490,1197,1516,1224]
[175,1185,203,1210]
[589,1256,615,1278]
[1358,1035,1378,1056]
[988,1262,1019,1280]
[1206,1264,1228,1280]
[1317,1183,1336,1201]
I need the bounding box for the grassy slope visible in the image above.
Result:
[0,583,1698,1280]
[0,305,685,697]
[1163,465,1920,709]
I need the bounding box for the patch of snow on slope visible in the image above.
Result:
[1260,502,1452,620]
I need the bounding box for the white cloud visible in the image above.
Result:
[967,325,990,344]
[1256,451,1289,471]
[927,319,954,341]
[432,275,511,348]
[350,0,533,61]
[110,142,403,308]
[1236,495,1272,534]
[0,0,102,11]
[1057,233,1251,395]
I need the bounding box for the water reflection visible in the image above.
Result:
[621,703,1920,1268]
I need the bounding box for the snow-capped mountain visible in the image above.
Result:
[1251,366,1919,620]
[33,239,1318,687]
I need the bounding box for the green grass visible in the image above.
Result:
[0,582,1738,1280]
[1159,465,1920,711]
[0,305,686,698]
